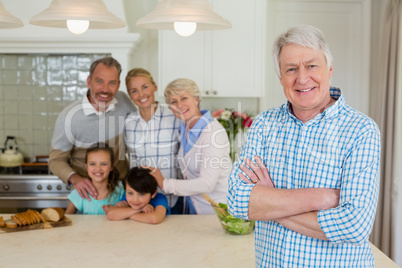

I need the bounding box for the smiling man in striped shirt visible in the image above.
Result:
[228,25,380,267]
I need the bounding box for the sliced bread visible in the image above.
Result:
[5,219,17,228]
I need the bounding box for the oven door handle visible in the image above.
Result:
[0,196,69,201]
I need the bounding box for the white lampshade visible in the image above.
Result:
[0,1,23,29]
[136,0,231,32]
[30,0,125,34]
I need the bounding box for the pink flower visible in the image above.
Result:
[233,111,248,120]
[213,109,224,118]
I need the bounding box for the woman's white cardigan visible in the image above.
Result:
[163,119,232,214]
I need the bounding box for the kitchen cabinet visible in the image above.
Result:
[158,0,265,98]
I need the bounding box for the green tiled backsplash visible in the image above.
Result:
[0,53,109,161]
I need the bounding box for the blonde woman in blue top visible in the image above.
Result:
[124,68,182,213]
[66,143,125,215]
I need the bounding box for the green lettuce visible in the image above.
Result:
[215,203,255,235]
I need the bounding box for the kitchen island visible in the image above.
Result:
[0,214,398,267]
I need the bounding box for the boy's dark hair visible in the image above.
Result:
[85,143,120,195]
[124,167,157,194]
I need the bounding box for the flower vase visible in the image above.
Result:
[228,131,238,162]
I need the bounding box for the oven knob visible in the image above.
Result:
[37,185,42,190]
[66,185,71,190]
[57,185,62,190]
[3,184,9,191]
[47,185,52,190]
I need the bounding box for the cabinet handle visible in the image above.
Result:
[213,90,218,95]
[205,90,210,95]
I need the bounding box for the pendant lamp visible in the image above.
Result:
[0,1,23,29]
[136,0,231,37]
[30,0,125,35]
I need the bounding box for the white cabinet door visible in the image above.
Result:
[158,30,207,93]
[210,0,265,97]
[158,0,265,98]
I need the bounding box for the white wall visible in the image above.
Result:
[261,0,371,116]
[122,0,159,77]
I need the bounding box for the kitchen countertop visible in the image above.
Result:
[0,214,398,268]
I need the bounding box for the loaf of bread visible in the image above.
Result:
[41,207,65,222]
[2,208,63,229]
[1,209,51,229]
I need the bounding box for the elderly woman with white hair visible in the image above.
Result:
[145,78,232,214]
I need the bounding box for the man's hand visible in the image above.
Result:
[68,173,98,201]
[240,155,275,187]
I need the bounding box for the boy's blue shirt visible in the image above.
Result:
[121,192,171,215]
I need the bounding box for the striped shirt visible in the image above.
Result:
[124,103,181,207]
[228,88,381,267]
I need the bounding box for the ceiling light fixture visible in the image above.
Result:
[136,0,231,37]
[0,1,23,29]
[30,0,125,35]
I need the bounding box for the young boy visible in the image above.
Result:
[103,167,170,224]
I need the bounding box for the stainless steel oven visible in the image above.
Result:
[0,166,72,213]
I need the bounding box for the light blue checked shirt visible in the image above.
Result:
[124,103,181,207]
[228,88,381,267]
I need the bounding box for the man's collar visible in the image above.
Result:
[82,90,117,116]
[285,87,344,123]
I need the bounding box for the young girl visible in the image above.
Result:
[103,167,170,224]
[65,143,125,215]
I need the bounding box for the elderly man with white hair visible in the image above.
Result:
[228,25,381,267]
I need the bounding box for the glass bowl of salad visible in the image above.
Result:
[214,203,255,235]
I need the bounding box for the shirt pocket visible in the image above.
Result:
[306,145,342,188]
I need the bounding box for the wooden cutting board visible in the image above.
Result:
[0,216,72,234]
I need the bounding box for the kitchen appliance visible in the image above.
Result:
[0,136,24,168]
[0,157,72,213]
